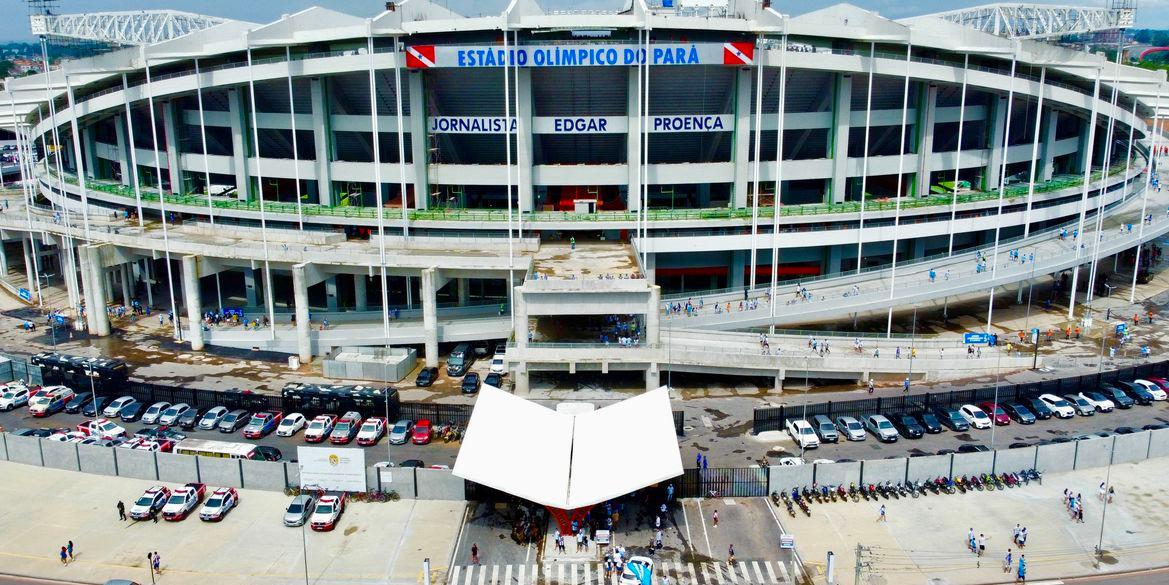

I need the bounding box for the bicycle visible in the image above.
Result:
[284,486,301,497]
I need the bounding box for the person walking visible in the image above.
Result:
[1003,548,1012,573]
[712,509,719,527]
[117,501,127,521]
[1018,527,1027,548]
[67,541,74,561]
[1012,524,1021,545]
[152,551,161,575]
[471,543,480,565]
[728,544,735,564]
[1015,555,1026,583]
[878,505,886,522]
[59,546,68,565]
[977,534,986,557]
[967,528,975,552]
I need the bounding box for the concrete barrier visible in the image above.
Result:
[197,456,243,488]
[375,466,416,498]
[5,434,43,466]
[1035,442,1077,473]
[114,448,158,480]
[0,433,8,461]
[906,454,951,482]
[1111,432,1152,464]
[813,461,861,489]
[769,465,814,494]
[860,458,905,486]
[157,451,198,484]
[40,439,79,471]
[285,462,300,488]
[77,443,116,476]
[241,459,288,491]
[415,468,466,500]
[951,451,994,478]
[1073,437,1114,469]
[993,447,1036,474]
[1149,428,1169,458]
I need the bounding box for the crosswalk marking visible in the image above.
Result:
[505,564,513,585]
[764,561,778,583]
[447,560,793,585]
[450,565,461,585]
[687,562,698,585]
[465,563,474,585]
[491,564,499,585]
[776,561,789,583]
[518,565,526,585]
[752,561,765,583]
[478,563,487,585]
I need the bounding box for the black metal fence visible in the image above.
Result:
[753,360,1169,433]
[677,467,770,498]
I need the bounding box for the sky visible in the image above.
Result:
[3,0,1165,41]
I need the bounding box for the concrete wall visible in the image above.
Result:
[1073,437,1115,469]
[40,439,79,471]
[77,443,117,476]
[813,461,861,489]
[241,459,288,491]
[157,451,198,484]
[993,447,1036,474]
[0,433,8,461]
[1149,428,1169,459]
[1111,432,1152,464]
[5,434,43,466]
[114,448,158,480]
[770,465,815,494]
[1035,442,1077,473]
[415,468,466,501]
[860,458,906,486]
[951,451,995,478]
[198,456,243,488]
[285,462,300,488]
[374,466,416,498]
[906,454,951,482]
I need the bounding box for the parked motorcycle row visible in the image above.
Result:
[770,469,1043,517]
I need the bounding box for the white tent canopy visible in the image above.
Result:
[453,386,682,510]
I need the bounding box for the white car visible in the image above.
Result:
[1077,392,1114,413]
[198,406,229,430]
[309,494,346,532]
[776,457,806,466]
[489,355,506,375]
[158,403,191,426]
[1038,394,1076,419]
[356,416,387,446]
[0,386,30,411]
[129,485,170,520]
[47,431,86,442]
[304,415,336,443]
[140,401,172,425]
[958,405,992,429]
[276,413,307,437]
[785,419,820,449]
[1134,379,1169,401]
[103,396,136,417]
[77,418,128,439]
[199,487,239,522]
[619,556,654,585]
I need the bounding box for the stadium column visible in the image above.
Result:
[81,126,96,180]
[80,244,110,336]
[354,275,368,310]
[244,266,259,306]
[516,67,534,217]
[421,267,439,368]
[733,68,752,208]
[646,284,662,390]
[310,78,333,205]
[915,84,937,198]
[181,255,204,351]
[325,276,339,311]
[162,101,181,194]
[113,114,131,187]
[407,71,427,209]
[626,66,642,211]
[1040,109,1058,182]
[227,88,249,201]
[21,238,35,296]
[830,74,852,204]
[985,94,1008,191]
[292,263,312,364]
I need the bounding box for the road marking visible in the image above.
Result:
[451,505,471,571]
[713,562,727,585]
[725,562,739,584]
[478,563,487,585]
[531,565,538,585]
[695,499,713,557]
[776,561,789,582]
[504,564,512,585]
[464,564,474,585]
[702,416,713,428]
[571,562,577,585]
[700,561,711,584]
[687,562,698,585]
[450,565,461,585]
[491,564,499,585]
[752,561,765,583]
[517,565,525,585]
[723,498,736,505]
[738,562,751,582]
[764,561,778,583]
[681,499,694,549]
[558,562,565,585]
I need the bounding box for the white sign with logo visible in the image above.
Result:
[297,446,367,492]
[406,42,755,69]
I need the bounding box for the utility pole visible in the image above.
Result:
[854,543,864,585]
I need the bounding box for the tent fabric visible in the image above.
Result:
[453,386,682,510]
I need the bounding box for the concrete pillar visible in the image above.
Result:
[81,246,110,336]
[325,276,339,311]
[644,253,656,285]
[162,101,181,194]
[915,83,938,198]
[985,96,1007,190]
[310,78,333,205]
[79,246,98,334]
[626,67,643,211]
[732,68,752,208]
[291,263,311,364]
[21,237,35,295]
[105,268,115,305]
[0,241,8,276]
[1040,109,1059,182]
[646,285,661,346]
[730,250,746,289]
[244,267,259,306]
[515,287,528,350]
[354,275,368,310]
[181,255,204,351]
[81,126,97,180]
[514,362,529,395]
[830,74,852,204]
[826,246,844,275]
[773,369,785,394]
[227,88,249,201]
[113,114,131,186]
[515,67,534,215]
[646,364,661,391]
[63,249,83,329]
[421,267,438,367]
[120,263,132,308]
[142,259,154,307]
[457,278,469,306]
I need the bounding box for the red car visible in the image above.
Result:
[243,410,285,439]
[411,419,432,445]
[977,402,1011,426]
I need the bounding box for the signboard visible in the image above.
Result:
[17,287,30,302]
[780,534,796,549]
[406,42,754,69]
[296,446,367,492]
[429,114,731,134]
[594,529,611,545]
[963,332,989,345]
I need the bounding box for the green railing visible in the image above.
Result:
[47,163,1133,224]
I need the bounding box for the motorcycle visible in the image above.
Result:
[837,485,847,502]
[954,476,967,494]
[848,483,859,502]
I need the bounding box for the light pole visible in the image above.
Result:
[906,306,918,394]
[1094,435,1117,568]
[800,356,810,459]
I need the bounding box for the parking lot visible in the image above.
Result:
[0,460,464,585]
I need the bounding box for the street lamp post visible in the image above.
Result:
[1094,435,1117,568]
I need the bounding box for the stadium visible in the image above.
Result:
[0,0,1167,391]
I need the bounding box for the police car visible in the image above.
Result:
[199,487,239,522]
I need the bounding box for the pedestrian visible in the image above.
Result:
[712,509,719,527]
[702,455,708,469]
[67,540,74,561]
[117,500,127,521]
[867,379,875,394]
[471,543,479,565]
[1108,486,1115,503]
[152,551,161,574]
[878,505,886,522]
[977,534,986,556]
[1018,527,1027,548]
[655,529,663,550]
[696,454,701,468]
[1003,548,1012,572]
[967,528,975,551]
[151,509,159,523]
[1012,523,1021,545]
[728,544,735,564]
[1098,482,1106,502]
[667,483,675,502]
[59,546,68,565]
[1016,555,1026,583]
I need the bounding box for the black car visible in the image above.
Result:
[935,448,957,455]
[399,459,425,468]
[119,401,144,422]
[915,412,943,434]
[1003,403,1036,424]
[1117,381,1154,405]
[461,372,481,394]
[1142,423,1167,431]
[484,372,504,388]
[933,407,969,431]
[176,408,202,430]
[1026,397,1054,419]
[65,393,94,414]
[254,446,283,461]
[81,397,109,417]
[1008,442,1031,449]
[957,444,990,453]
[415,367,439,387]
[888,414,924,439]
[1113,426,1139,435]
[1099,384,1135,409]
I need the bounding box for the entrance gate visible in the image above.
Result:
[677,467,770,498]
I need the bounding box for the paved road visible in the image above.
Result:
[1064,567,1169,584]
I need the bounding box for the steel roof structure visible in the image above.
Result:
[29,10,239,46]
[919,3,1136,40]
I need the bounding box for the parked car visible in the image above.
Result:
[1037,394,1076,418]
[976,402,1011,425]
[243,410,284,439]
[140,401,172,425]
[933,407,970,431]
[199,487,239,522]
[412,419,433,445]
[388,419,414,445]
[276,413,307,437]
[76,418,128,439]
[29,386,76,417]
[81,397,110,417]
[118,401,145,423]
[1062,394,1096,416]
[310,493,346,532]
[958,405,992,429]
[161,483,206,521]
[129,485,171,520]
[785,419,820,449]
[158,403,191,426]
[415,367,438,387]
[489,354,506,375]
[1002,403,1036,424]
[863,415,899,442]
[65,393,94,414]
[1116,380,1155,405]
[484,372,504,389]
[0,385,30,411]
[834,416,866,441]
[810,415,839,443]
[888,413,924,439]
[1078,392,1115,413]
[104,396,136,418]
[176,407,202,430]
[329,412,363,445]
[304,414,337,443]
[461,373,482,394]
[217,409,250,433]
[356,416,387,446]
[198,406,229,430]
[957,444,990,453]
[399,459,425,468]
[914,412,943,434]
[283,493,316,527]
[1134,379,1169,401]
[1098,384,1135,409]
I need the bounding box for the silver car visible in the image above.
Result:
[158,403,190,426]
[863,415,899,442]
[140,401,171,425]
[388,419,414,445]
[283,493,317,527]
[197,406,228,430]
[835,416,866,441]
